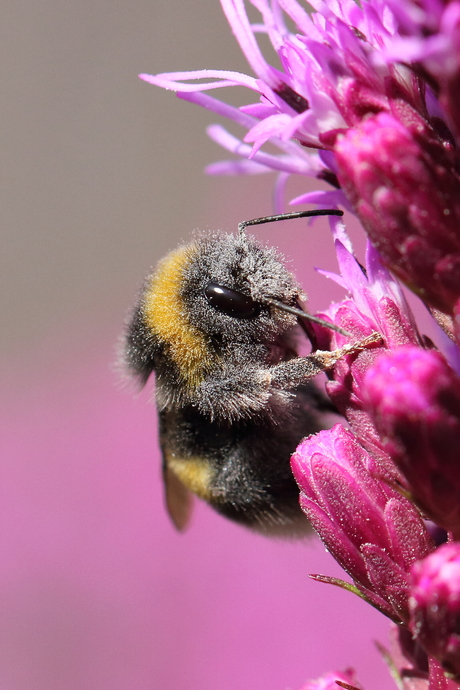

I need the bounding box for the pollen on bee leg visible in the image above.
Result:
[313,332,382,370]
[343,332,382,351]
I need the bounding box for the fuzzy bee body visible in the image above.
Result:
[158,383,330,533]
[124,223,379,534]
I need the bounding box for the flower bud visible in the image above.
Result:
[364,346,460,536]
[410,543,460,677]
[291,425,434,623]
[335,112,460,315]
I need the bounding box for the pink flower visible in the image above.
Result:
[291,425,434,624]
[410,544,460,678]
[364,346,460,537]
[335,112,460,315]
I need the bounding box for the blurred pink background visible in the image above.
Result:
[1,1,394,688]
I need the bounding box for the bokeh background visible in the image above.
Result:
[1,1,395,689]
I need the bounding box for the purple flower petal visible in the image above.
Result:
[139,69,259,91]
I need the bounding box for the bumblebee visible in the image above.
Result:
[124,210,379,535]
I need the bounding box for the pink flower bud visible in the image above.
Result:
[335,112,460,315]
[291,425,434,622]
[364,346,460,536]
[410,544,460,677]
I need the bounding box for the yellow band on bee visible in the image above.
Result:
[167,454,215,501]
[143,244,213,388]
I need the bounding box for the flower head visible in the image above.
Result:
[363,346,460,538]
[335,112,460,314]
[409,543,460,677]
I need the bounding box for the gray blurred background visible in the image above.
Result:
[1,0,253,356]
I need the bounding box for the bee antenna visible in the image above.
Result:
[259,297,353,338]
[238,209,343,236]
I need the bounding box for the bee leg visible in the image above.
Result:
[270,331,382,389]
[310,331,382,369]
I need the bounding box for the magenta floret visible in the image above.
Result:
[410,543,460,677]
[364,346,460,537]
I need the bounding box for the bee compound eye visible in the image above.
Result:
[204,282,260,319]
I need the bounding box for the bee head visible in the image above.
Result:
[181,232,304,346]
[124,232,305,389]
